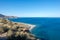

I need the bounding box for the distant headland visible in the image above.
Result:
[0,14,18,18]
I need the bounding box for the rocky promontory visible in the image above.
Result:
[0,18,40,40]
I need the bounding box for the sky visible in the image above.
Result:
[0,0,60,17]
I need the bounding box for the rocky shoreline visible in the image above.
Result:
[0,18,40,40]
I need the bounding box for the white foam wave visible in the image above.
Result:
[19,22,36,30]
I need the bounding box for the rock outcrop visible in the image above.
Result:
[0,18,40,40]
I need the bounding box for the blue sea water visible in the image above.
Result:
[9,17,60,40]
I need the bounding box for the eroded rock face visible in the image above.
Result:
[0,18,40,40]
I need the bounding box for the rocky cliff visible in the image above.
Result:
[0,18,40,40]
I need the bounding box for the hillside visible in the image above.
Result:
[0,18,40,40]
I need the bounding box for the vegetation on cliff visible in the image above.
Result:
[0,18,40,40]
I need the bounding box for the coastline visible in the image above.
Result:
[13,22,36,31]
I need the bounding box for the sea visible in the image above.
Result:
[8,17,60,40]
